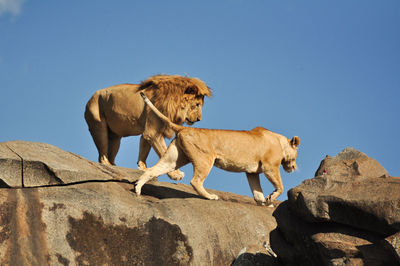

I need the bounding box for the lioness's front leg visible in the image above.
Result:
[246,173,266,205]
[263,168,283,206]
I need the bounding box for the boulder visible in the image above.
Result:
[288,147,400,236]
[0,141,139,187]
[273,201,398,266]
[276,147,400,265]
[0,141,280,265]
[385,231,400,263]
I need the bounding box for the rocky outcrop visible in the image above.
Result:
[1,141,399,265]
[275,147,400,265]
[0,141,139,188]
[0,141,279,265]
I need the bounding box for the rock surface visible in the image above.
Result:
[288,147,399,235]
[1,141,399,265]
[0,141,139,187]
[276,147,400,265]
[0,141,279,266]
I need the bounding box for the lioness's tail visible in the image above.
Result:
[140,92,184,132]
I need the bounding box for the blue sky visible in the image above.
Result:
[1,0,399,200]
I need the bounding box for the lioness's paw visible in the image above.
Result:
[209,194,219,200]
[168,169,184,181]
[134,185,142,196]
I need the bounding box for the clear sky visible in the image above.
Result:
[1,0,399,200]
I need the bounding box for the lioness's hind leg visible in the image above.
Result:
[246,173,266,205]
[135,140,188,195]
[190,160,218,200]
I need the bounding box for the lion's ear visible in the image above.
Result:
[185,87,198,95]
[291,136,300,147]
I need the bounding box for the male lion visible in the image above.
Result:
[133,92,300,206]
[84,74,212,179]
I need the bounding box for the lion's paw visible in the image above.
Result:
[100,156,112,166]
[265,195,273,205]
[137,161,147,171]
[255,200,266,206]
[168,169,184,181]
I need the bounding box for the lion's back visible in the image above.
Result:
[85,84,146,136]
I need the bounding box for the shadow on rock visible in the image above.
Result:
[138,183,203,200]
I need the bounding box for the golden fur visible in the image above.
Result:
[84,74,211,179]
[133,92,300,206]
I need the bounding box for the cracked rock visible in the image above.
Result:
[0,141,281,265]
[0,141,140,187]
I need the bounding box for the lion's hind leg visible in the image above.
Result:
[85,115,111,165]
[135,140,188,196]
[107,130,121,165]
[246,173,266,206]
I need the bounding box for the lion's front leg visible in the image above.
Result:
[138,136,151,170]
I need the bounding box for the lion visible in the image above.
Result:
[84,74,212,179]
[133,92,300,206]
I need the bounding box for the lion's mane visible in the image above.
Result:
[139,74,212,122]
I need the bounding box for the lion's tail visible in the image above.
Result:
[140,92,184,132]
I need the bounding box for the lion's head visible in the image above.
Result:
[282,136,300,173]
[139,74,212,126]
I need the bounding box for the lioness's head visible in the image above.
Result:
[282,136,300,173]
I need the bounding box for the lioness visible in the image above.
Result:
[85,74,211,179]
[133,92,300,206]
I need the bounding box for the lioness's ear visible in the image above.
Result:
[185,87,198,95]
[291,136,300,147]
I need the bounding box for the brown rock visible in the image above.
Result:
[273,201,398,266]
[0,181,279,265]
[314,147,388,180]
[288,147,400,236]
[0,141,280,265]
[0,144,21,187]
[385,231,400,263]
[0,141,139,187]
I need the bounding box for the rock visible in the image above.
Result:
[276,148,400,265]
[385,231,400,263]
[0,141,139,187]
[314,147,388,180]
[0,141,280,265]
[288,147,400,236]
[232,251,277,266]
[2,142,398,265]
[274,201,398,266]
